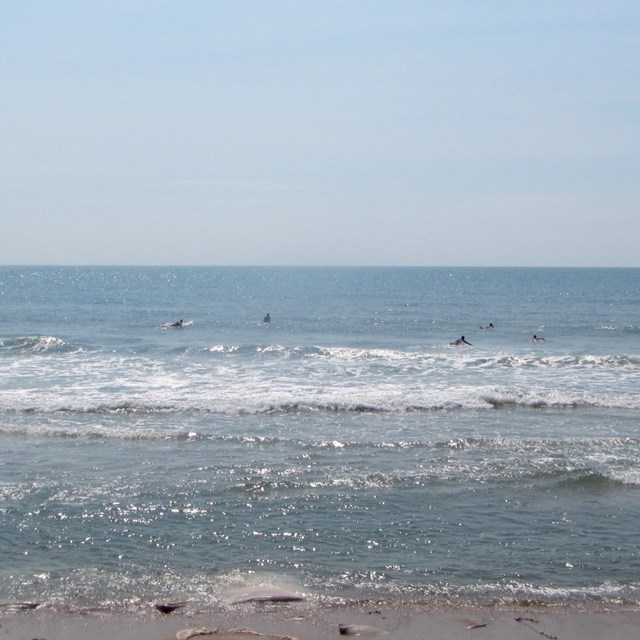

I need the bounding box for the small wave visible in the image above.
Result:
[482,395,595,410]
[0,421,195,441]
[609,468,640,486]
[96,398,464,416]
[464,353,640,370]
[555,470,625,490]
[571,354,640,368]
[226,469,442,495]
[511,466,638,490]
[314,346,420,361]
[6,565,637,614]
[444,437,484,450]
[596,323,640,335]
[208,344,241,354]
[479,387,640,410]
[82,402,179,415]
[455,578,640,608]
[206,343,300,358]
[160,343,640,373]
[4,389,639,417]
[0,335,83,355]
[2,401,180,415]
[202,344,437,363]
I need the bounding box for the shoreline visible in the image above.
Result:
[3,601,640,640]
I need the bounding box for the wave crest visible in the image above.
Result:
[0,335,84,355]
[3,388,640,417]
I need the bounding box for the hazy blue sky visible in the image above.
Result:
[2,1,638,266]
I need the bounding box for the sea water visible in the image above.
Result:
[0,266,639,611]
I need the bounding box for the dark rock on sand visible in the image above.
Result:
[155,601,187,614]
[338,623,385,635]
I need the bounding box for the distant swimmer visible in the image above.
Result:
[263,313,271,324]
[451,336,472,346]
[532,334,545,342]
[171,319,184,327]
[480,323,495,330]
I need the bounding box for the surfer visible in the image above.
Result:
[451,336,472,346]
[532,334,545,341]
[480,322,494,330]
[171,319,184,327]
[263,313,271,324]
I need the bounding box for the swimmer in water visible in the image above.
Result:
[451,336,472,346]
[532,334,545,342]
[171,319,184,327]
[263,313,271,324]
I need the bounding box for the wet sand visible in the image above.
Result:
[2,603,640,640]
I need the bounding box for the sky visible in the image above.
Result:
[1,1,639,267]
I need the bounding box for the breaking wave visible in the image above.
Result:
[2,393,639,417]
[0,335,84,355]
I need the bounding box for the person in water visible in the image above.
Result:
[451,336,472,346]
[171,319,184,327]
[532,334,545,341]
[480,322,494,329]
[263,313,271,324]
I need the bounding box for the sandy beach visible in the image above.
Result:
[2,602,640,640]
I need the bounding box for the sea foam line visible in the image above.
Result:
[2,384,640,415]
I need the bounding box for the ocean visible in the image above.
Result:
[1,266,639,612]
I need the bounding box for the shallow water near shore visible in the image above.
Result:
[1,266,639,612]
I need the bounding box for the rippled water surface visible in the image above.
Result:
[1,266,639,610]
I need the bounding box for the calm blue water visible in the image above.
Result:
[1,266,639,611]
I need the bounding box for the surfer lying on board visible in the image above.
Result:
[532,334,545,341]
[160,319,191,329]
[451,336,472,346]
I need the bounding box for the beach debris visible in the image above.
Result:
[0,602,39,611]
[176,628,218,640]
[155,601,187,614]
[338,623,385,635]
[515,617,558,640]
[233,588,305,604]
[225,628,299,639]
[465,623,488,629]
[461,618,489,630]
[176,629,298,640]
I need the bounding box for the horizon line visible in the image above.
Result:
[1,263,638,270]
